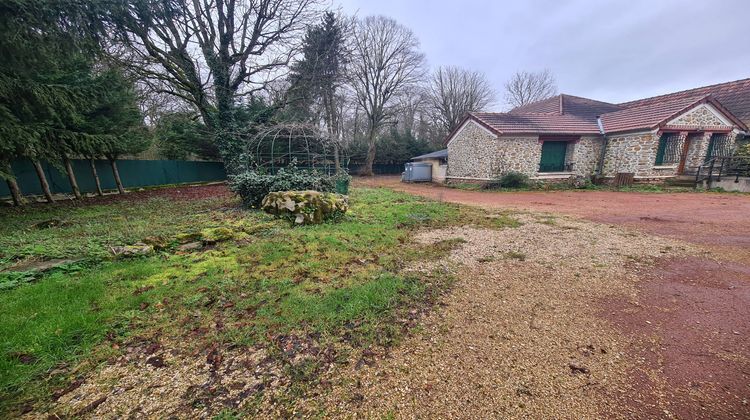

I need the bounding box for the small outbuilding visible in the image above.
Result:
[411,149,448,183]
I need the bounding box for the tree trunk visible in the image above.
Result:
[334,144,341,173]
[6,178,23,206]
[212,57,240,175]
[62,155,82,199]
[109,158,125,194]
[1,161,23,206]
[32,160,55,203]
[361,127,377,176]
[324,92,342,173]
[89,158,103,196]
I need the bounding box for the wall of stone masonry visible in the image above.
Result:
[446,120,500,179]
[685,132,711,169]
[447,120,605,180]
[601,131,740,178]
[568,136,603,177]
[601,131,678,177]
[495,137,542,176]
[669,105,727,126]
[447,117,741,181]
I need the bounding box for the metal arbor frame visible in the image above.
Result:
[243,123,338,174]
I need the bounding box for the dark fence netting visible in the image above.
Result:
[1,159,226,197]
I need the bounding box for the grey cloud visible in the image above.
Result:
[338,0,750,108]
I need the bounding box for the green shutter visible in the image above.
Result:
[704,135,716,163]
[539,141,567,172]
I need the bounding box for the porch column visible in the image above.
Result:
[687,131,712,168]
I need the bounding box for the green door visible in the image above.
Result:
[539,141,567,172]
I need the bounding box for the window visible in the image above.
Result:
[705,133,732,162]
[654,133,682,165]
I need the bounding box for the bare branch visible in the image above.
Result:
[346,15,425,175]
[504,69,557,109]
[427,66,496,132]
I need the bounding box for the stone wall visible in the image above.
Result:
[447,121,603,180]
[685,132,711,169]
[669,105,727,126]
[495,137,542,176]
[447,117,742,181]
[601,131,678,177]
[568,136,603,177]
[446,123,542,179]
[446,120,499,179]
[601,131,740,178]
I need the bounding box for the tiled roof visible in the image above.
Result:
[599,94,710,133]
[619,78,750,127]
[510,94,623,118]
[458,82,748,139]
[471,111,601,135]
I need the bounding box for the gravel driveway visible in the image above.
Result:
[345,177,750,419]
[357,176,750,254]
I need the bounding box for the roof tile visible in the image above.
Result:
[620,78,750,127]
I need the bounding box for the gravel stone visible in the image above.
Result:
[310,214,696,418]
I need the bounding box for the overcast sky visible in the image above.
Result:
[336,0,750,110]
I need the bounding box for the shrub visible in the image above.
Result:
[736,143,750,162]
[228,166,336,207]
[261,191,349,225]
[485,171,531,189]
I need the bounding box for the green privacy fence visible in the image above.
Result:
[1,159,226,198]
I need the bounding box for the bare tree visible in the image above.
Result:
[504,69,557,109]
[104,0,322,173]
[348,15,425,176]
[428,66,495,133]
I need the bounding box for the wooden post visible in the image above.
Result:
[109,157,125,194]
[62,155,82,199]
[89,157,103,196]
[32,160,55,203]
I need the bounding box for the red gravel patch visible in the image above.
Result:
[601,257,750,419]
[361,176,750,418]
[357,176,750,251]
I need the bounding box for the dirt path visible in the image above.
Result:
[349,177,750,419]
[356,176,750,256]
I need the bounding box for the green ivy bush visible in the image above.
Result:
[485,171,531,189]
[229,166,337,207]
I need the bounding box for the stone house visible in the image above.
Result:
[444,78,750,183]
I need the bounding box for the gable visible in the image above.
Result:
[445,117,498,147]
[667,103,732,127]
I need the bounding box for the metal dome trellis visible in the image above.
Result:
[242,123,339,174]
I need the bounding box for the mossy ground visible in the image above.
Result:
[0,185,518,416]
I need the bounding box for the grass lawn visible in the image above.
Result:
[0,185,517,416]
